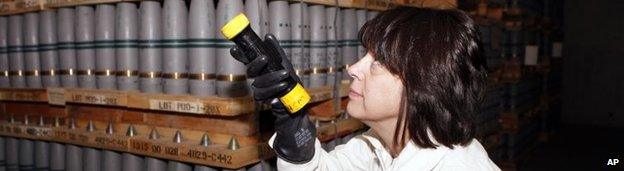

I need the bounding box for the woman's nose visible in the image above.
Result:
[347,58,363,80]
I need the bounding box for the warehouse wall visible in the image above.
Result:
[563,0,624,127]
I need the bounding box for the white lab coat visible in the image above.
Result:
[269,129,501,171]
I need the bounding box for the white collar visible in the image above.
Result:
[359,129,453,170]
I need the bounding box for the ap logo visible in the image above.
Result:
[607,158,619,166]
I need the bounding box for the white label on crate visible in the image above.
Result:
[552,42,563,58]
[71,94,119,105]
[524,45,539,66]
[47,88,66,105]
[148,99,205,114]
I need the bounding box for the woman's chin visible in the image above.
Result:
[346,104,356,117]
[346,104,364,120]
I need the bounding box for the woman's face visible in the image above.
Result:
[346,53,404,122]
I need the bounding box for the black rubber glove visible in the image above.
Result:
[230,34,316,164]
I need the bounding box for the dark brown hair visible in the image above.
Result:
[358,6,487,149]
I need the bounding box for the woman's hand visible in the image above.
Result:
[230,34,302,102]
[230,33,316,163]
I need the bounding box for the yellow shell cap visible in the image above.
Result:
[279,83,310,113]
[221,13,250,40]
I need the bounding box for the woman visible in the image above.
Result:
[230,6,500,171]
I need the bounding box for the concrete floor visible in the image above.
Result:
[516,124,624,171]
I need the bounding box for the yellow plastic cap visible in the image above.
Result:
[221,13,250,40]
[279,83,311,113]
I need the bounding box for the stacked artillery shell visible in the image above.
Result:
[303,5,311,87]
[50,118,66,171]
[246,0,266,35]
[8,15,26,88]
[222,137,244,171]
[267,0,293,98]
[364,9,378,64]
[34,117,50,171]
[146,129,166,171]
[341,8,357,82]
[0,135,4,171]
[162,0,189,95]
[356,9,367,59]
[260,0,269,37]
[49,141,66,171]
[193,133,217,171]
[83,146,101,171]
[0,16,9,87]
[76,6,97,89]
[122,125,143,171]
[246,160,271,171]
[325,120,338,151]
[139,1,163,93]
[188,0,217,97]
[215,0,247,97]
[222,167,246,171]
[116,2,140,91]
[57,8,79,88]
[244,0,265,94]
[19,116,34,171]
[194,165,218,171]
[102,123,121,171]
[23,13,43,88]
[65,118,82,171]
[308,5,326,88]
[95,4,117,89]
[367,10,379,20]
[268,0,291,59]
[508,30,524,59]
[268,0,291,56]
[325,7,340,86]
[39,10,61,88]
[168,131,192,171]
[289,2,309,87]
[6,135,18,171]
[83,121,101,171]
[337,7,344,84]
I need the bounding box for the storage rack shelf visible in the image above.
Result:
[0,0,457,16]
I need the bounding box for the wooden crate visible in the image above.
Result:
[0,85,360,169]
[316,117,366,142]
[0,0,45,15]
[1,0,448,16]
[500,104,542,133]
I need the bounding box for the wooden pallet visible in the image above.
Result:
[488,68,504,86]
[0,84,358,168]
[0,120,273,169]
[0,88,48,102]
[308,82,350,121]
[316,117,366,142]
[500,104,542,133]
[0,0,45,15]
[500,57,551,84]
[0,0,456,16]
[537,131,553,143]
[1,85,342,116]
[45,0,141,8]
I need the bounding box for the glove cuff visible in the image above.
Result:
[272,109,317,164]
